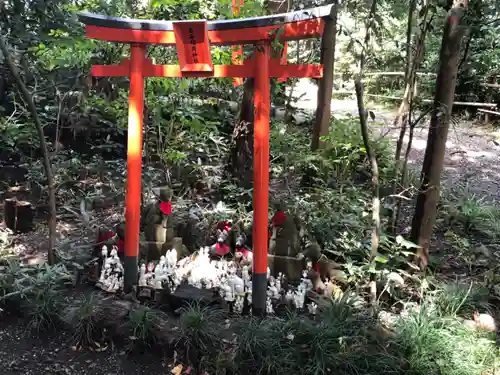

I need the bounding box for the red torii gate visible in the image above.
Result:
[78,5,331,315]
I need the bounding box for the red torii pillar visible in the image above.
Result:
[78,6,330,315]
[231,0,288,86]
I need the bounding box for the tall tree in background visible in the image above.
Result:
[391,0,434,231]
[228,0,281,186]
[410,0,468,269]
[311,0,339,151]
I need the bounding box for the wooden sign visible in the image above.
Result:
[173,21,213,74]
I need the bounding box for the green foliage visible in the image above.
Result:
[431,281,490,317]
[395,303,497,375]
[441,184,500,238]
[0,262,73,331]
[25,290,63,332]
[124,306,166,351]
[270,116,393,185]
[66,293,106,349]
[229,288,497,375]
[176,303,226,371]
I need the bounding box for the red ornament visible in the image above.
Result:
[215,242,231,256]
[314,263,321,273]
[238,247,250,257]
[159,201,172,215]
[272,210,287,226]
[117,237,125,254]
[98,230,115,243]
[216,220,232,233]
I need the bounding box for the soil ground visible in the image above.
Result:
[2,79,500,373]
[0,313,168,375]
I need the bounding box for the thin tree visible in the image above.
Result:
[0,33,57,265]
[391,2,435,230]
[311,0,339,151]
[354,0,379,303]
[410,0,468,269]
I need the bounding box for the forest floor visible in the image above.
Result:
[0,314,169,375]
[1,79,500,374]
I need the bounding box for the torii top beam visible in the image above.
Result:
[77,5,332,45]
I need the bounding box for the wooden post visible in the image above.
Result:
[4,198,34,233]
[123,44,146,292]
[485,75,496,123]
[252,42,270,316]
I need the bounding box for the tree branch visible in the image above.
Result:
[0,33,57,265]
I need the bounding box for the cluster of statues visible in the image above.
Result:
[94,187,347,296]
[96,245,124,292]
[120,243,320,316]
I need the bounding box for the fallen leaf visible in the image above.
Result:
[171,364,183,375]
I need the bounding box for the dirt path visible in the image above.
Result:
[292,79,500,201]
[0,314,167,375]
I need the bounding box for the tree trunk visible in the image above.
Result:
[410,0,468,269]
[355,80,380,262]
[0,35,57,265]
[229,1,282,186]
[228,78,255,187]
[392,0,417,161]
[355,0,379,305]
[391,5,433,231]
[311,1,339,151]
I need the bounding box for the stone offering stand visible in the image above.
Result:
[84,243,323,317]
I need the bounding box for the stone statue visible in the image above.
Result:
[142,186,175,261]
[268,202,301,257]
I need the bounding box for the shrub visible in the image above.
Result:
[66,293,107,349]
[234,294,402,375]
[0,262,72,332]
[124,306,167,351]
[431,281,491,317]
[394,303,497,375]
[176,302,226,372]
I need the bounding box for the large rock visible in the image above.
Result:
[166,283,221,311]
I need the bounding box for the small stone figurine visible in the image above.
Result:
[266,297,274,314]
[268,279,279,300]
[223,283,234,302]
[138,264,147,287]
[247,290,252,305]
[276,277,282,295]
[293,285,306,309]
[307,302,318,315]
[229,273,245,295]
[101,245,108,260]
[242,266,250,288]
[234,295,244,314]
[98,263,110,285]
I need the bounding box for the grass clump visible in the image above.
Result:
[431,281,491,317]
[226,286,498,375]
[123,305,167,352]
[25,290,63,332]
[1,262,73,333]
[176,302,226,372]
[233,295,401,375]
[394,303,497,375]
[441,184,500,237]
[66,293,107,349]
